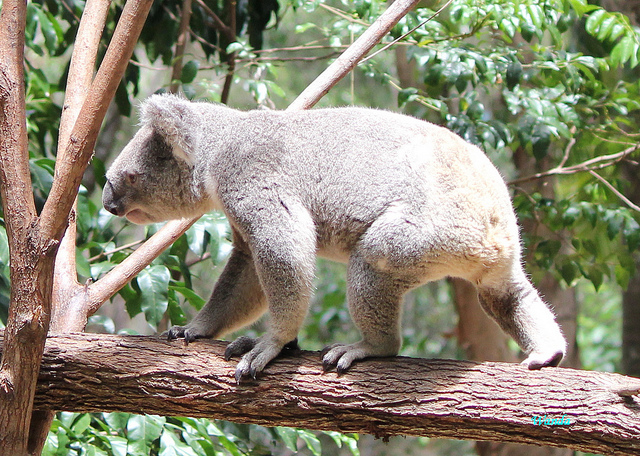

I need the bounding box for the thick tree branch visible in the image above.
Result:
[51,0,111,336]
[11,333,640,455]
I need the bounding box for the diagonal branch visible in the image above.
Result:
[39,0,155,243]
[508,145,639,185]
[589,170,640,213]
[87,218,198,315]
[51,0,112,335]
[287,0,423,111]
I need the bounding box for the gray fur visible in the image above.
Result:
[103,94,566,381]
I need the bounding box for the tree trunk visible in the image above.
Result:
[5,333,639,455]
[0,2,54,454]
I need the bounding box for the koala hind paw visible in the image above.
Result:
[227,336,282,383]
[225,337,300,383]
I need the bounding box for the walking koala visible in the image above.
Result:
[103,94,566,381]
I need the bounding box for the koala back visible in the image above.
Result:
[104,94,518,275]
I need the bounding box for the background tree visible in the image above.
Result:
[1,0,639,455]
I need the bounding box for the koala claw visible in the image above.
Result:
[164,326,186,340]
[522,349,564,370]
[164,325,210,344]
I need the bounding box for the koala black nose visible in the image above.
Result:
[102,180,123,216]
[104,201,120,216]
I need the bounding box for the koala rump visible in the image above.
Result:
[103,94,566,382]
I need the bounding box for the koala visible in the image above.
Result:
[103,94,566,382]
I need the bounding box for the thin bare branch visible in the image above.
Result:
[557,126,577,169]
[589,170,640,213]
[170,0,194,93]
[360,0,454,64]
[88,239,145,263]
[318,3,369,26]
[508,145,639,185]
[194,0,234,41]
[288,0,422,111]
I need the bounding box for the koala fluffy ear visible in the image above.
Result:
[140,94,200,164]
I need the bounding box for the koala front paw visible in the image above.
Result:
[225,336,299,383]
[164,324,209,344]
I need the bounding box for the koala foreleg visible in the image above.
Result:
[322,252,407,373]
[166,230,267,343]
[477,267,566,369]
[225,200,317,382]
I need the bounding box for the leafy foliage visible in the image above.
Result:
[43,412,359,456]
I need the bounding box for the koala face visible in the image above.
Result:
[102,124,203,224]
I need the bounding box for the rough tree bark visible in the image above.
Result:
[0,2,51,454]
[7,333,639,455]
[0,0,154,453]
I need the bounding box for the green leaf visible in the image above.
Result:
[70,414,92,435]
[275,427,299,451]
[596,15,616,41]
[559,260,579,286]
[568,0,599,16]
[585,9,606,36]
[506,59,522,90]
[169,285,205,311]
[181,60,200,84]
[534,239,561,269]
[398,87,418,108]
[104,435,128,456]
[611,35,637,67]
[35,8,59,55]
[137,265,170,328]
[615,262,632,289]
[586,264,606,291]
[623,215,640,251]
[604,209,623,240]
[298,430,322,456]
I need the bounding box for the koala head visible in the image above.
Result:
[102,94,208,224]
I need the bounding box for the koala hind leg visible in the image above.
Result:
[322,252,409,373]
[477,265,566,369]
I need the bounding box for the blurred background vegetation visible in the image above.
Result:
[1,0,639,454]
